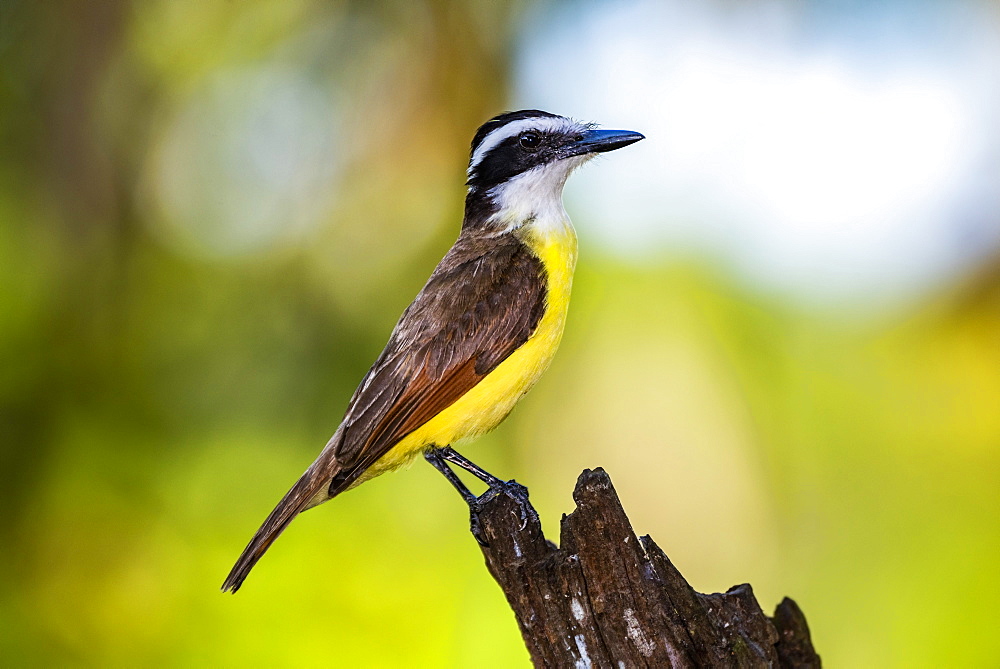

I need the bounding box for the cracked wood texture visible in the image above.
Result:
[476,468,821,668]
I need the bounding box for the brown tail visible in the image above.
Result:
[222,454,337,593]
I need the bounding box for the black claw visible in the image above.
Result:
[469,505,490,547]
[468,479,537,547]
[505,481,538,531]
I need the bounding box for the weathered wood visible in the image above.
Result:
[475,468,821,668]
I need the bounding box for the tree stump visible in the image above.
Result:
[475,468,821,668]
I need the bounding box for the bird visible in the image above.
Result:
[222,110,643,592]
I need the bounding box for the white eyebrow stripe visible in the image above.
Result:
[468,116,578,175]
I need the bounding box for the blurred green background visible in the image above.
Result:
[1,0,998,666]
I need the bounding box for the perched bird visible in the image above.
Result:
[222,110,643,592]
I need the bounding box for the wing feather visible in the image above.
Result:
[335,234,546,466]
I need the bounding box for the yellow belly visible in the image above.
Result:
[358,224,578,481]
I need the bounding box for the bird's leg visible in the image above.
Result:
[432,447,534,522]
[424,445,537,547]
[424,447,489,543]
[423,447,478,507]
[432,445,504,487]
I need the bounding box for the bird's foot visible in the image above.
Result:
[424,445,537,547]
[468,478,537,547]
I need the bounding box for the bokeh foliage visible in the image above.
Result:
[1,1,997,666]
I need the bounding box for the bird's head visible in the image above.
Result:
[464,110,644,231]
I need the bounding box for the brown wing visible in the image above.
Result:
[332,232,547,472]
[222,232,546,592]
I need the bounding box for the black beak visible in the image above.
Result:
[566,128,645,157]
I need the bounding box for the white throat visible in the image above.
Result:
[486,155,591,234]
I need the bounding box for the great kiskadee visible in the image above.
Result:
[222,110,643,592]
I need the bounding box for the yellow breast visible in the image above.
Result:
[361,222,578,479]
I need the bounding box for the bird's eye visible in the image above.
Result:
[519,132,541,150]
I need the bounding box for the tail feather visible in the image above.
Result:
[222,457,336,593]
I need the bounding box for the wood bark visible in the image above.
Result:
[475,468,821,668]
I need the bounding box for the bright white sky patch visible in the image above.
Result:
[515,0,1000,306]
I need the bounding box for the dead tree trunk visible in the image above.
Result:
[474,468,821,668]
